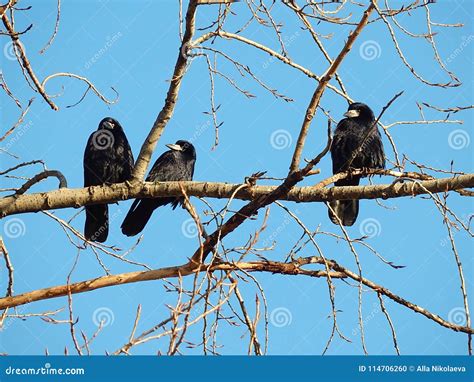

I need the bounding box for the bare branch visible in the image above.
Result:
[1,174,472,218]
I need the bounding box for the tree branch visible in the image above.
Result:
[0,174,472,218]
[1,256,471,336]
[1,12,58,110]
[289,1,377,172]
[131,0,198,180]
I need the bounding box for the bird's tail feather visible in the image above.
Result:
[328,200,359,226]
[121,198,173,237]
[85,204,109,242]
[328,176,360,227]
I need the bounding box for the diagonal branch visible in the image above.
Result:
[1,13,58,110]
[289,1,377,173]
[131,0,199,180]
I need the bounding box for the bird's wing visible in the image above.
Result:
[331,119,360,173]
[366,129,385,169]
[114,130,135,181]
[332,118,386,172]
[83,134,106,186]
[146,151,186,182]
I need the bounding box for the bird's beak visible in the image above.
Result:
[344,110,360,118]
[166,143,183,151]
[103,121,114,129]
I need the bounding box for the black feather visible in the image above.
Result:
[328,103,385,226]
[83,117,134,242]
[121,140,196,237]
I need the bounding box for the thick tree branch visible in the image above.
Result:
[131,0,198,180]
[0,259,342,310]
[0,174,472,218]
[0,256,471,336]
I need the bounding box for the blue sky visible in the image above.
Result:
[1,0,472,355]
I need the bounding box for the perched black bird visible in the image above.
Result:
[83,117,134,242]
[121,140,196,237]
[328,103,385,226]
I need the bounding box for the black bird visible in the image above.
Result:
[328,103,385,226]
[121,140,196,237]
[83,117,134,242]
